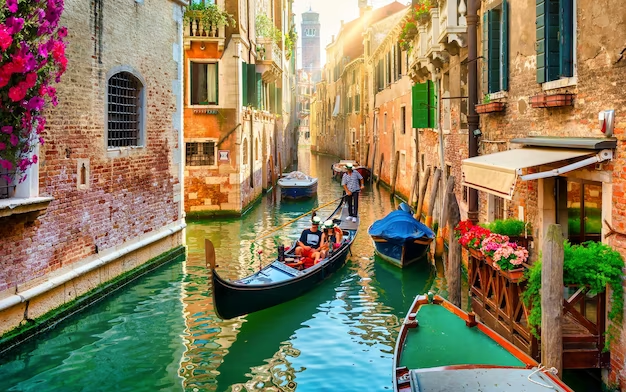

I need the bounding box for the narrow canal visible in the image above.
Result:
[0,151,441,391]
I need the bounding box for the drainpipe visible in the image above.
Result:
[467,0,479,223]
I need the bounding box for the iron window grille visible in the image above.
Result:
[186,142,216,166]
[107,72,143,148]
[0,168,15,200]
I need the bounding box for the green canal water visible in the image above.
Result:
[0,152,441,391]
[0,151,594,391]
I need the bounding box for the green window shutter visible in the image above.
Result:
[487,9,501,93]
[536,0,546,83]
[501,0,509,91]
[559,0,574,77]
[214,62,219,104]
[247,64,256,107]
[546,0,560,81]
[482,13,489,94]
[428,80,436,129]
[277,87,282,113]
[256,72,262,109]
[412,82,429,129]
[242,62,248,106]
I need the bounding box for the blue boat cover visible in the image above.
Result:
[368,210,435,244]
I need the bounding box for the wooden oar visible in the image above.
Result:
[252,195,345,243]
[205,239,216,270]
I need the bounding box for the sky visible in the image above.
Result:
[292,0,401,67]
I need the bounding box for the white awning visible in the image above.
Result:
[332,95,340,117]
[461,148,612,200]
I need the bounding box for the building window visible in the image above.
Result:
[446,164,451,179]
[483,1,509,93]
[462,186,468,203]
[420,153,425,172]
[536,0,574,83]
[411,81,436,129]
[489,194,506,221]
[186,141,216,166]
[0,167,15,199]
[190,61,218,105]
[107,71,144,148]
[400,151,406,173]
[400,106,406,134]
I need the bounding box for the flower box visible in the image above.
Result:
[475,102,506,114]
[529,93,574,108]
[485,255,525,283]
[468,248,483,259]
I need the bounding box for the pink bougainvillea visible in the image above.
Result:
[0,0,67,184]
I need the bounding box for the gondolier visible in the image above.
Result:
[341,163,364,222]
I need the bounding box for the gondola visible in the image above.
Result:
[206,198,359,320]
[393,294,574,392]
[368,203,435,268]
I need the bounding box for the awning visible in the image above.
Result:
[332,95,340,117]
[461,148,613,200]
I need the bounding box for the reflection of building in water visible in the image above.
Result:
[297,148,312,177]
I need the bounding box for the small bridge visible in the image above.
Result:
[468,253,609,369]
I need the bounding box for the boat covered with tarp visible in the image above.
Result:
[331,160,371,182]
[207,198,359,320]
[368,205,435,268]
[277,171,318,199]
[393,294,574,392]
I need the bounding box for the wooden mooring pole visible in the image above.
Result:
[391,151,400,196]
[277,152,282,178]
[445,178,461,308]
[426,168,442,226]
[541,224,564,377]
[415,166,431,221]
[409,167,419,207]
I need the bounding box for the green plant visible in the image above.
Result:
[284,26,297,59]
[184,3,236,31]
[483,219,530,237]
[398,21,417,50]
[482,94,491,104]
[522,241,625,350]
[256,14,282,44]
[414,0,436,19]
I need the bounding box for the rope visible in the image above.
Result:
[526,364,559,389]
[252,195,345,243]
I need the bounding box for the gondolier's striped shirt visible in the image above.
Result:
[341,171,363,193]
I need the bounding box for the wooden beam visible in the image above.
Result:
[416,166,431,220]
[427,168,442,221]
[541,224,564,376]
[440,176,456,229]
[446,187,462,308]
[391,150,400,196]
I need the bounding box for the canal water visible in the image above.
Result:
[0,151,442,391]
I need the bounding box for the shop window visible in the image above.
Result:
[482,0,509,93]
[190,61,218,105]
[536,0,575,83]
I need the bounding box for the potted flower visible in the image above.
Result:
[475,94,506,114]
[184,3,235,38]
[459,225,491,258]
[414,0,436,24]
[480,233,510,261]
[490,242,528,282]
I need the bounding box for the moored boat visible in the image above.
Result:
[207,198,359,320]
[277,171,318,199]
[332,160,371,182]
[368,205,435,268]
[393,294,574,392]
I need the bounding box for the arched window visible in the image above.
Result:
[106,70,144,148]
[243,138,248,164]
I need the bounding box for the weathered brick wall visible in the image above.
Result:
[0,0,183,293]
[478,0,626,386]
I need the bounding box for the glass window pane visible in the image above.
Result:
[191,62,208,105]
[583,183,602,240]
[567,180,582,243]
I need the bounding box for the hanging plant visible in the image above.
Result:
[0,0,68,185]
[522,241,625,350]
[256,14,281,45]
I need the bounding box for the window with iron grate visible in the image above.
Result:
[107,72,144,148]
[0,167,16,200]
[186,142,216,166]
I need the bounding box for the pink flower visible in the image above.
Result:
[0,25,12,51]
[32,155,38,164]
[0,142,5,151]
[6,0,18,13]
[8,84,28,102]
[10,134,19,146]
[1,126,13,134]
[5,17,24,34]
[0,160,13,170]
[57,26,67,38]
[25,96,45,111]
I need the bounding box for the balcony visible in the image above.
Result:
[437,0,467,54]
[183,11,226,52]
[256,37,283,83]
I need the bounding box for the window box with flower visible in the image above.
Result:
[0,0,67,220]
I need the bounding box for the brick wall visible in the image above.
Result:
[0,0,183,293]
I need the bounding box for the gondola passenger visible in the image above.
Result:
[319,220,343,260]
[295,216,323,266]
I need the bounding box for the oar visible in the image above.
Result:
[253,195,345,243]
[205,239,216,270]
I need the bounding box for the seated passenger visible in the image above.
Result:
[319,220,343,260]
[295,216,323,265]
